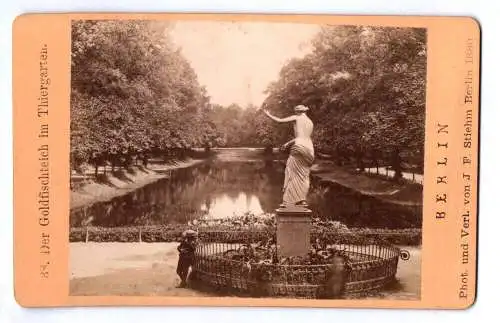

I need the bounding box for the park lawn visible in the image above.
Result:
[70,158,204,210]
[312,160,423,206]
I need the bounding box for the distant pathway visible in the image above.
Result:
[364,167,423,184]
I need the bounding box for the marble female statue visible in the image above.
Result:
[261,105,314,207]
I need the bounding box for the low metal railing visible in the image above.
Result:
[191,230,400,298]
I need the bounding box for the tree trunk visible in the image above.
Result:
[356,149,364,172]
[391,148,403,181]
[163,150,170,163]
[372,151,379,175]
[124,153,132,169]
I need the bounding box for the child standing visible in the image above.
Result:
[176,229,198,288]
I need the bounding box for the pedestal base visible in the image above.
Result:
[276,206,312,259]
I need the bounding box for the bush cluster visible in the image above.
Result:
[70,225,421,245]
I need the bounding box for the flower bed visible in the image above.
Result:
[69,212,406,299]
[191,237,400,298]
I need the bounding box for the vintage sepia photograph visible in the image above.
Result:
[68,19,426,300]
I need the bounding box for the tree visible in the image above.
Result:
[261,25,427,178]
[70,20,222,173]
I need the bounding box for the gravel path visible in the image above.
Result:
[69,242,420,299]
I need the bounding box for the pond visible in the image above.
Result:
[70,150,422,229]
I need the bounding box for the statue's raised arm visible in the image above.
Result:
[262,109,297,123]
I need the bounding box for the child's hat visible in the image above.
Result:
[182,229,198,237]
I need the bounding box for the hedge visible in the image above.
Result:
[69,225,421,246]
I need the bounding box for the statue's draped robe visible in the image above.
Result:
[283,143,314,206]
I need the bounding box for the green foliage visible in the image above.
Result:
[71,22,427,179]
[203,103,290,149]
[204,103,261,147]
[262,26,427,175]
[69,224,421,245]
[70,20,219,171]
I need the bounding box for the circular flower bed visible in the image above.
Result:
[190,225,401,299]
[69,211,404,298]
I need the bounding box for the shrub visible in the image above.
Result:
[69,225,421,245]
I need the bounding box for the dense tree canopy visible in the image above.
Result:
[261,26,427,177]
[70,20,218,172]
[71,22,426,180]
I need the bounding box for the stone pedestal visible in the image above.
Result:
[276,206,312,259]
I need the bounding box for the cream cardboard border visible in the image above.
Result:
[13,13,480,309]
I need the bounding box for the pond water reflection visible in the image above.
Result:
[70,156,422,229]
[200,192,264,219]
